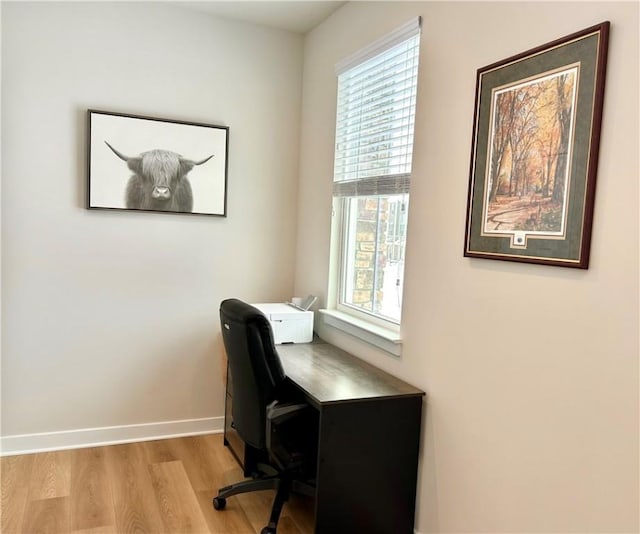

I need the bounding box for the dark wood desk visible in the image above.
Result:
[224,340,425,534]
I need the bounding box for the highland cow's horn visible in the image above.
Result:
[191,154,214,166]
[104,141,131,162]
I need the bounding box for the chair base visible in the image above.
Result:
[215,473,281,502]
[213,471,315,534]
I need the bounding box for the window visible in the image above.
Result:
[327,18,421,341]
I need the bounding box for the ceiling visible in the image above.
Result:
[173,1,346,34]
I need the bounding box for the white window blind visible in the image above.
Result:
[333,18,421,197]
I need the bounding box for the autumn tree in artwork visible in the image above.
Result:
[485,68,577,235]
[552,73,573,204]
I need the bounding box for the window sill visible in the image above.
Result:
[318,309,402,357]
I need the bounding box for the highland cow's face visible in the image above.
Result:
[137,150,184,202]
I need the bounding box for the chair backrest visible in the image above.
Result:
[220,298,286,450]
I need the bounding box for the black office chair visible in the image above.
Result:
[213,298,315,534]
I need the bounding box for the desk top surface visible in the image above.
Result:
[277,341,424,406]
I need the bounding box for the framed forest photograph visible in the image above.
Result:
[87,110,229,216]
[464,22,609,268]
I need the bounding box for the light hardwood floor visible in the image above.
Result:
[0,434,314,534]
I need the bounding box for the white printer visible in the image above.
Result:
[252,302,313,344]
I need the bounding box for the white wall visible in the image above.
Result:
[296,2,638,533]
[1,2,303,447]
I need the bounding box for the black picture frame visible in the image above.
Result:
[87,109,229,216]
[464,22,609,268]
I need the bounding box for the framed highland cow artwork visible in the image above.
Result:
[87,110,229,216]
[464,22,609,268]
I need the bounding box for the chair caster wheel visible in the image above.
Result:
[260,527,276,534]
[212,497,226,510]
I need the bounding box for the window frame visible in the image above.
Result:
[323,18,422,352]
[335,195,409,330]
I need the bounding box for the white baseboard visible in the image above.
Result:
[0,416,224,456]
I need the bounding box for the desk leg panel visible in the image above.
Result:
[315,396,422,534]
